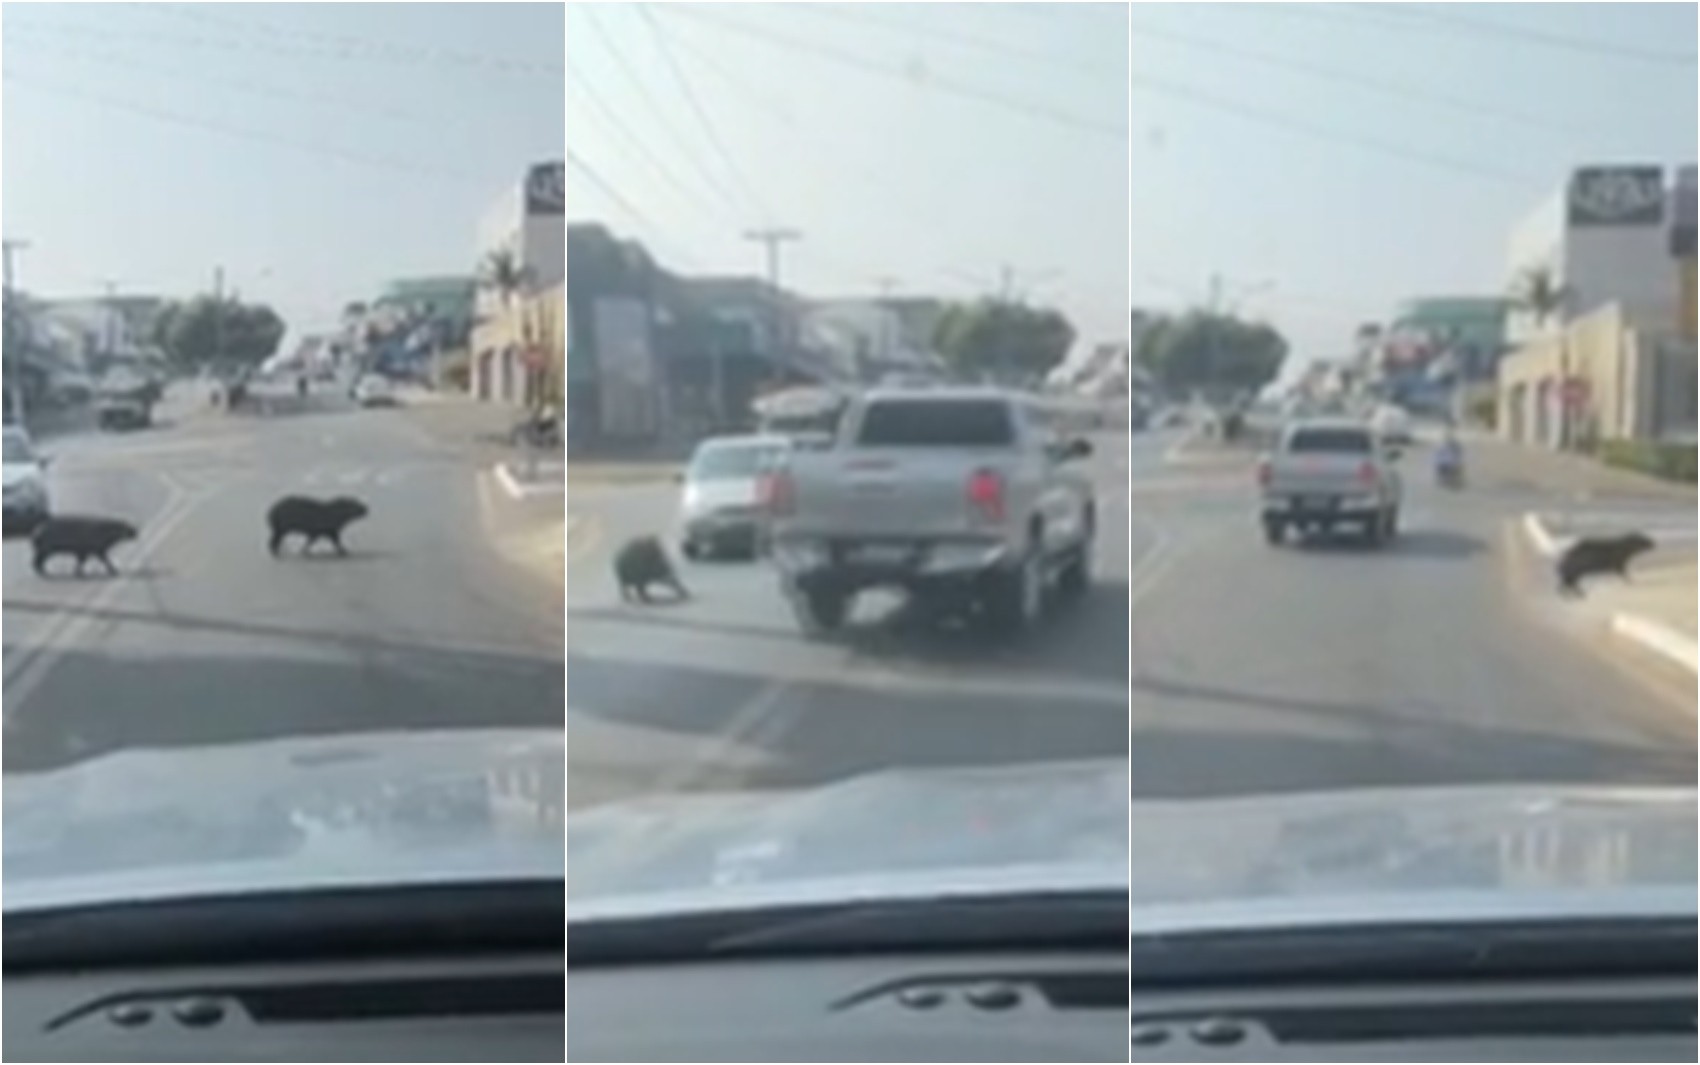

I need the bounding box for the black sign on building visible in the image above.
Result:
[525,161,565,217]
[1567,165,1665,227]
[1671,165,1696,257]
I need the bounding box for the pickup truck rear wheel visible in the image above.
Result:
[1262,517,1285,545]
[984,546,1044,635]
[791,585,849,637]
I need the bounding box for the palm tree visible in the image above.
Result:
[481,249,536,403]
[1511,266,1574,448]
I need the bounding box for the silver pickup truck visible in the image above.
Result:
[765,387,1097,637]
[1257,417,1403,546]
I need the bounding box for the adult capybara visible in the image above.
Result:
[1556,531,1654,596]
[613,535,689,603]
[267,495,369,557]
[31,515,138,577]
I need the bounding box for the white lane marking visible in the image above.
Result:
[3,478,201,719]
[1521,511,1562,558]
[1611,612,1698,676]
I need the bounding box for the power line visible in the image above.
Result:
[784,3,1123,79]
[566,150,704,272]
[656,25,1011,279]
[1362,3,1696,66]
[668,6,1127,143]
[578,5,747,218]
[1,69,484,184]
[1127,16,1597,141]
[1134,71,1533,187]
[3,33,486,134]
[5,11,560,78]
[638,6,771,223]
[567,64,730,222]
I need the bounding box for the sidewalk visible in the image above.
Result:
[1468,432,1697,502]
[1585,560,1697,675]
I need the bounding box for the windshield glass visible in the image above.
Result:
[3,2,566,929]
[1287,427,1373,454]
[3,431,34,464]
[855,398,1016,447]
[566,0,1132,932]
[690,442,783,481]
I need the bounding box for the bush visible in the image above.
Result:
[1467,394,1497,430]
[1595,439,1698,482]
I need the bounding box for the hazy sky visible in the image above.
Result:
[2,2,563,338]
[1132,2,1698,364]
[565,3,1130,350]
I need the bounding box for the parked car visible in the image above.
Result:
[1257,418,1403,546]
[352,374,398,408]
[3,426,51,534]
[766,387,1096,637]
[677,435,790,560]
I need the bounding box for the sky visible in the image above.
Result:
[565,3,1131,352]
[1131,2,1698,369]
[1,2,564,339]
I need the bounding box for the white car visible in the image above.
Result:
[677,435,790,560]
[352,374,398,408]
[3,427,51,532]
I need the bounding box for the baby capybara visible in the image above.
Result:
[614,535,689,603]
[31,515,138,577]
[267,494,369,556]
[1556,531,1654,595]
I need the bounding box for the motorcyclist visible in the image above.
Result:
[1434,430,1464,483]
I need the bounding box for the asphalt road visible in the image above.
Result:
[1121,428,1696,797]
[3,385,562,773]
[565,430,1136,808]
[567,421,1694,810]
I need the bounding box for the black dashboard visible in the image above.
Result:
[568,951,1695,1062]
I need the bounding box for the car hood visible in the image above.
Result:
[684,478,760,512]
[570,760,1695,932]
[4,729,563,914]
[3,461,42,489]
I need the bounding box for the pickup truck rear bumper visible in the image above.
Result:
[771,536,1016,593]
[1261,493,1384,521]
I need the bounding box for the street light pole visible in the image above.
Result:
[744,226,800,410]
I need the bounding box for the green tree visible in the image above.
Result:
[932,299,1075,384]
[153,296,286,372]
[1135,311,1287,398]
[1510,265,1574,447]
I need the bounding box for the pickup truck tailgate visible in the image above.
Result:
[779,449,1010,540]
[1266,455,1374,497]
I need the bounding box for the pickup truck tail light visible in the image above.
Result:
[759,469,795,515]
[1356,459,1379,488]
[966,467,1005,523]
[1255,457,1272,487]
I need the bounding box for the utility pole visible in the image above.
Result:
[742,226,800,413]
[212,265,225,374]
[3,239,31,424]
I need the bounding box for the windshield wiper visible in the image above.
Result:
[570,890,1128,966]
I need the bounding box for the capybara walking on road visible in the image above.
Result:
[267,495,369,557]
[1556,531,1654,596]
[31,515,138,577]
[614,535,689,603]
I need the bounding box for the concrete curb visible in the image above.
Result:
[494,460,563,500]
[1521,511,1564,558]
[1610,611,1698,674]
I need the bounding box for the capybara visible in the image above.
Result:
[1556,531,1654,596]
[31,515,138,577]
[614,535,689,603]
[267,494,369,556]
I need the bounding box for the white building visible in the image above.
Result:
[1505,165,1680,342]
[473,161,564,403]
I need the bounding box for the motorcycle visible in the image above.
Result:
[1434,446,1465,489]
[509,407,562,449]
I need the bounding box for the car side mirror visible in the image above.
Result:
[672,470,685,484]
[38,454,52,468]
[1385,447,1403,462]
[1064,438,1092,460]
